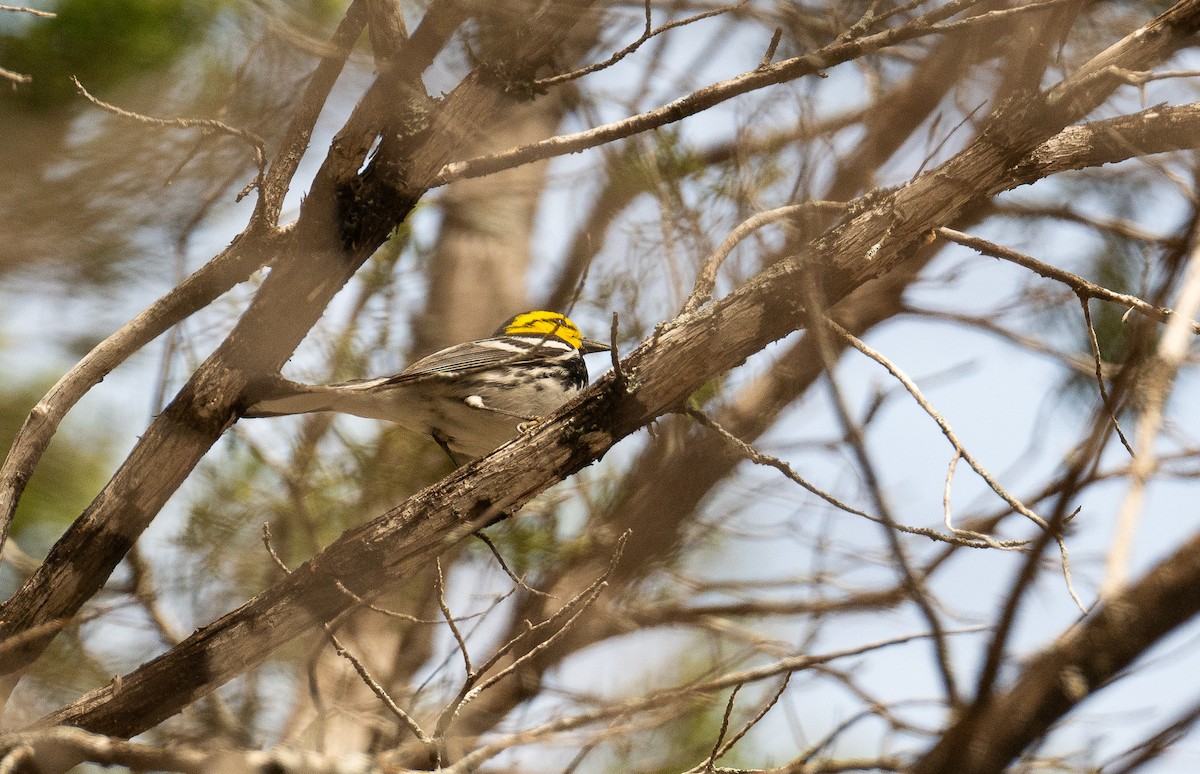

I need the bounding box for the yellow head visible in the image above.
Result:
[498,310,609,353]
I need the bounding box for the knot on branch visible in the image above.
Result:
[336,170,421,254]
[477,55,549,101]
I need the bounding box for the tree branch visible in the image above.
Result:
[25,0,1200,737]
[913,524,1200,774]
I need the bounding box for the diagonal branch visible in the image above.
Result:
[0,0,371,554]
[0,0,582,692]
[937,226,1200,334]
[19,0,1200,741]
[433,0,1014,186]
[913,523,1200,774]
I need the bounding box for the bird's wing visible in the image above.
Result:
[332,337,563,390]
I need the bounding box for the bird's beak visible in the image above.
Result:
[581,338,611,354]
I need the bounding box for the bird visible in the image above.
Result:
[242,310,610,462]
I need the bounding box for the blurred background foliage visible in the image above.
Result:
[0,0,339,553]
[3,0,220,109]
[0,381,111,561]
[2,0,1200,771]
[0,0,351,718]
[0,0,343,283]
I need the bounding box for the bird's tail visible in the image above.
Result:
[242,376,341,418]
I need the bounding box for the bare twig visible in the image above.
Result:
[691,675,792,772]
[333,576,501,625]
[701,683,743,772]
[0,538,40,578]
[437,628,982,774]
[938,227,1200,334]
[534,0,750,89]
[1107,66,1200,85]
[913,98,989,178]
[431,533,629,763]
[434,0,1005,187]
[757,27,783,70]
[0,727,202,773]
[473,531,553,598]
[1102,234,1200,598]
[0,5,54,16]
[1078,294,1135,456]
[324,627,436,750]
[682,202,843,315]
[262,523,435,749]
[0,620,68,665]
[462,533,627,700]
[827,318,1086,613]
[125,546,185,648]
[941,450,961,535]
[941,451,1022,550]
[0,66,31,85]
[260,523,292,575]
[0,725,413,773]
[922,0,1074,37]
[71,77,267,194]
[716,674,792,763]
[685,407,1024,549]
[0,0,55,83]
[610,311,626,387]
[684,407,871,520]
[994,202,1182,247]
[805,272,961,708]
[826,319,1049,528]
[1100,696,1200,774]
[909,306,1101,377]
[626,587,909,627]
[435,557,473,678]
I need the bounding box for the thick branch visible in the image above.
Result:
[0,0,589,686]
[27,0,1200,740]
[1011,100,1200,185]
[912,526,1200,774]
[0,1,370,556]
